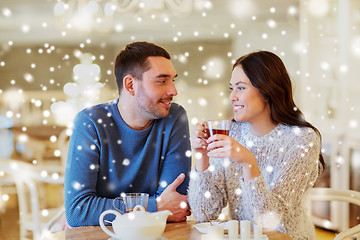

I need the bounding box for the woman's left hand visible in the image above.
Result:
[207,134,260,180]
[206,134,252,163]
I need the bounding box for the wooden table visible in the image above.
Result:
[44,220,293,240]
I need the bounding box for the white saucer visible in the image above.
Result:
[195,222,268,240]
[108,237,167,240]
[200,236,268,240]
[194,222,227,234]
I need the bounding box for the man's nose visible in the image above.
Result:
[168,81,178,96]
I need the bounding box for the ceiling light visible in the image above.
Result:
[53,0,197,33]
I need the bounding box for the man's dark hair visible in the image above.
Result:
[114,41,171,93]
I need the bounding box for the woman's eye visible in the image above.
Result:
[238,87,245,90]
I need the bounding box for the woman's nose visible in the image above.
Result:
[230,90,238,101]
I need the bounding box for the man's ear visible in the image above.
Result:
[123,74,135,96]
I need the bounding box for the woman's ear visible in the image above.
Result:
[123,74,135,96]
[260,93,269,103]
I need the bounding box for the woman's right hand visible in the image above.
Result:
[190,123,210,172]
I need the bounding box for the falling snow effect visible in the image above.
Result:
[0,0,359,235]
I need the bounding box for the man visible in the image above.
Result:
[64,41,191,226]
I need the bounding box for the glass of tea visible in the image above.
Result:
[113,193,149,214]
[203,119,232,139]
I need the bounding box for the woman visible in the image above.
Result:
[188,51,325,240]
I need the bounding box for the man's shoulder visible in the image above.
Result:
[169,102,186,115]
[154,103,187,128]
[165,103,187,121]
[76,99,117,121]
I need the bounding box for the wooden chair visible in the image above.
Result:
[57,128,71,170]
[0,159,64,240]
[309,187,360,240]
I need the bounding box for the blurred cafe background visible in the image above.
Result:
[0,0,360,239]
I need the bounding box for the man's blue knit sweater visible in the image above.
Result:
[64,99,191,226]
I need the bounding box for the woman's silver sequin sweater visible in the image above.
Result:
[188,122,320,240]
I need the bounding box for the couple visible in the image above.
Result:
[64,41,325,240]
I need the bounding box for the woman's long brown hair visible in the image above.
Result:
[233,51,326,173]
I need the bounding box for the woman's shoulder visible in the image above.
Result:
[278,124,320,143]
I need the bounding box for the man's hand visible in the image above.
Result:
[157,173,191,222]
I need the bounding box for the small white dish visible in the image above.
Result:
[194,222,227,234]
[108,237,167,240]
